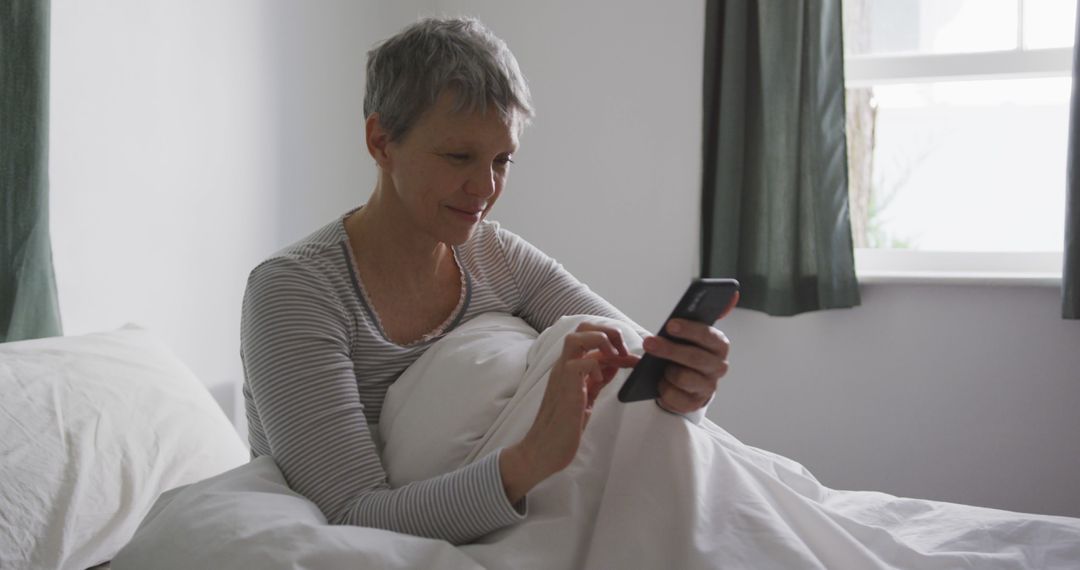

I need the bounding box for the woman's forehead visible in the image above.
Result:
[422,101,520,151]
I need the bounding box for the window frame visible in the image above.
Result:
[845,47,1072,86]
[843,2,1075,284]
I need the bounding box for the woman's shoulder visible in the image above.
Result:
[259,218,346,266]
[460,220,558,296]
[245,218,352,301]
[243,252,352,330]
[468,218,537,256]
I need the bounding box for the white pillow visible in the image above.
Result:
[0,326,249,570]
[378,313,537,486]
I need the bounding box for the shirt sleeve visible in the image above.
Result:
[492,226,709,424]
[240,256,525,544]
[492,226,648,336]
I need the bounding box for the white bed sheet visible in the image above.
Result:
[113,315,1080,569]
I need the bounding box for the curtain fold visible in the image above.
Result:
[1,0,62,342]
[1064,6,1080,319]
[701,0,860,316]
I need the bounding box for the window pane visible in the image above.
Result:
[1023,0,1078,49]
[845,0,1019,56]
[846,77,1070,251]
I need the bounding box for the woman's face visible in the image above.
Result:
[379,91,519,246]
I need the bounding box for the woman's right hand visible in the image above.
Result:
[499,322,640,503]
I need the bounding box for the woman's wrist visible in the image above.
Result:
[499,441,546,504]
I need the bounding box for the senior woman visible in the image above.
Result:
[240,17,731,545]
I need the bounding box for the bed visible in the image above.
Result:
[2,317,1078,569]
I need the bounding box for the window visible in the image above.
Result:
[842,0,1075,281]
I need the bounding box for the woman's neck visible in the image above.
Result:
[344,187,456,288]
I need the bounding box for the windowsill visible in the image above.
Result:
[855,250,1063,286]
[857,270,1061,287]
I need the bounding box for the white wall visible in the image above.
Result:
[50,0,279,413]
[259,0,430,245]
[717,283,1080,518]
[50,0,1080,518]
[50,0,423,417]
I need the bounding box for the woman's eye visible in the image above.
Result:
[444,153,513,169]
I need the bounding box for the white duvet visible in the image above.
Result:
[113,315,1080,569]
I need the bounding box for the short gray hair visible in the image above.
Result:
[363,17,534,141]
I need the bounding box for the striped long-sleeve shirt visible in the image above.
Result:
[240,210,646,544]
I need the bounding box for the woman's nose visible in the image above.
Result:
[465,166,497,198]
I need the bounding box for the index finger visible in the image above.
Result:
[575,321,630,356]
[587,353,641,368]
[563,330,620,359]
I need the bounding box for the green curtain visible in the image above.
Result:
[1064,7,1080,319]
[1,0,62,342]
[701,0,859,316]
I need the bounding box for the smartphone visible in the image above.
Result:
[617,278,740,403]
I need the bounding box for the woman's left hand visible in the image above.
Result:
[642,319,731,414]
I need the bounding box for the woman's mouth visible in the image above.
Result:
[447,205,483,222]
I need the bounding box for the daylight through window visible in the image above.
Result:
[843,0,1075,255]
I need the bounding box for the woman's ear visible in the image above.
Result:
[366,113,392,169]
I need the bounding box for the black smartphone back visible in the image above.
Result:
[617,278,739,403]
